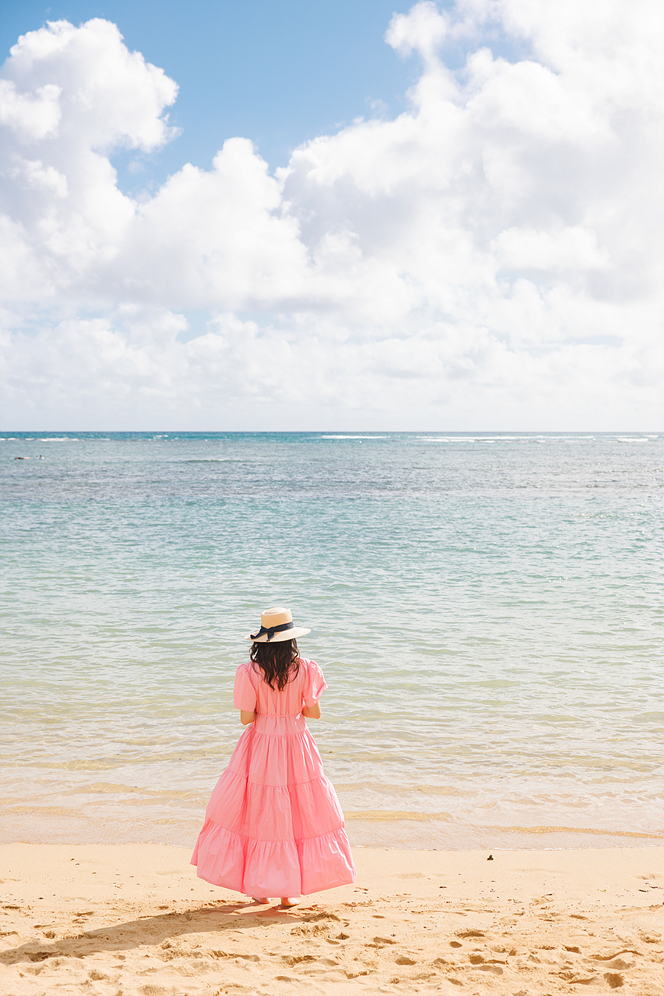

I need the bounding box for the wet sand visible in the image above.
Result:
[1,843,662,994]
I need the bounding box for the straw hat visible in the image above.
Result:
[245,606,311,643]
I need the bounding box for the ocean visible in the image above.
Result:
[1,431,662,851]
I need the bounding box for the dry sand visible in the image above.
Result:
[1,843,662,995]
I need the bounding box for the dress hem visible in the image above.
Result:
[191,819,356,896]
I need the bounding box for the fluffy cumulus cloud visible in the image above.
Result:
[0,2,662,429]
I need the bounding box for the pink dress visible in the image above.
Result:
[191,657,356,897]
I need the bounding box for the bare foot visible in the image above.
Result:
[251,897,270,904]
[279,897,300,908]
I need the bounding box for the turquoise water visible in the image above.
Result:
[1,432,662,850]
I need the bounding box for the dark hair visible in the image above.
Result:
[250,638,300,691]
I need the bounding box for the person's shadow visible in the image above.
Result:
[0,901,332,967]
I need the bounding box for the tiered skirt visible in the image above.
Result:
[191,714,355,897]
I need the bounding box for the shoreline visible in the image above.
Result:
[1,843,662,994]
[3,812,663,854]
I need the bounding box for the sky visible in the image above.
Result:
[0,0,662,430]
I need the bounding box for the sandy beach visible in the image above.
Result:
[1,844,662,995]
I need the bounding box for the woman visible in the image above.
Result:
[192,607,355,906]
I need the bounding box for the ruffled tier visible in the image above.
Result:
[192,820,355,897]
[227,721,325,786]
[204,768,345,840]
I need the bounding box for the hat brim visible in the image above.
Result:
[244,626,311,643]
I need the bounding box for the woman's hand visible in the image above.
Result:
[240,710,256,725]
[302,702,321,719]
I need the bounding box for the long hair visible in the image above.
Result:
[250,638,300,691]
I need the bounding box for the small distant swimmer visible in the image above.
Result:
[14,456,29,460]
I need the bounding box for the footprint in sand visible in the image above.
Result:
[591,948,641,963]
[601,958,635,970]
[369,936,396,948]
[282,955,316,966]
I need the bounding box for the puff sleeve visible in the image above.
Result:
[233,662,257,711]
[302,659,327,707]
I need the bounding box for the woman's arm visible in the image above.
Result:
[302,702,321,719]
[240,710,255,725]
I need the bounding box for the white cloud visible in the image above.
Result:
[490,226,607,272]
[3,18,178,151]
[385,1,449,63]
[0,2,662,429]
[9,157,68,197]
[0,79,61,139]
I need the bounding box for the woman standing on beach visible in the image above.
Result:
[192,607,356,906]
